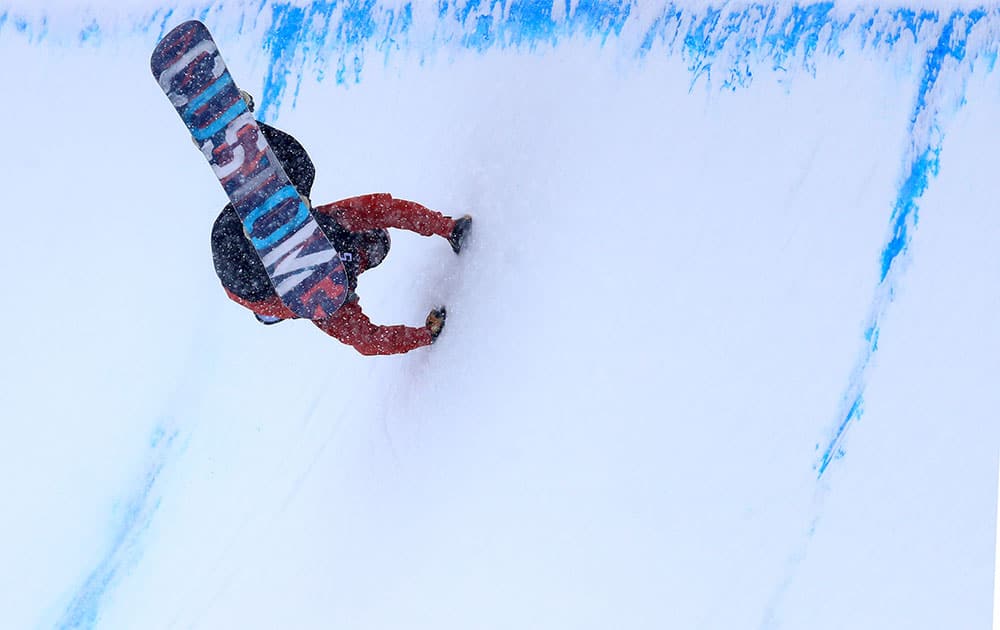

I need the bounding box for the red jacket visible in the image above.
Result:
[224,194,455,356]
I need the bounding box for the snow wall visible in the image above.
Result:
[1,1,999,628]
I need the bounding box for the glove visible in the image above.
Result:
[426,307,447,341]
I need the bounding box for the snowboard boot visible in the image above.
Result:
[448,215,473,254]
[426,307,447,341]
[255,313,285,325]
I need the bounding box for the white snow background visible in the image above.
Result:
[0,1,998,628]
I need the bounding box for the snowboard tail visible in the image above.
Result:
[151,20,348,319]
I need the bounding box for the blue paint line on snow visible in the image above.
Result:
[814,9,989,478]
[56,423,181,630]
[879,147,940,283]
[258,1,401,121]
[260,4,308,122]
[78,21,100,45]
[50,310,219,629]
[445,0,632,51]
[248,2,951,119]
[0,3,991,111]
[154,8,176,41]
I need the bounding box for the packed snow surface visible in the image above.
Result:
[1,2,999,628]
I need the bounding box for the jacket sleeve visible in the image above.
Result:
[314,298,433,356]
[313,194,455,238]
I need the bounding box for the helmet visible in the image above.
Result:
[357,229,390,270]
[239,89,255,113]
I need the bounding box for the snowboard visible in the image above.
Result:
[150,20,348,320]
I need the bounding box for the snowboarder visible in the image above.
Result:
[210,91,472,355]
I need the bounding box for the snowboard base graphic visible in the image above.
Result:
[150,20,348,319]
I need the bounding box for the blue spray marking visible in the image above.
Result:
[154,8,176,40]
[78,20,100,45]
[242,0,635,120]
[815,9,987,478]
[55,424,181,630]
[259,4,308,122]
